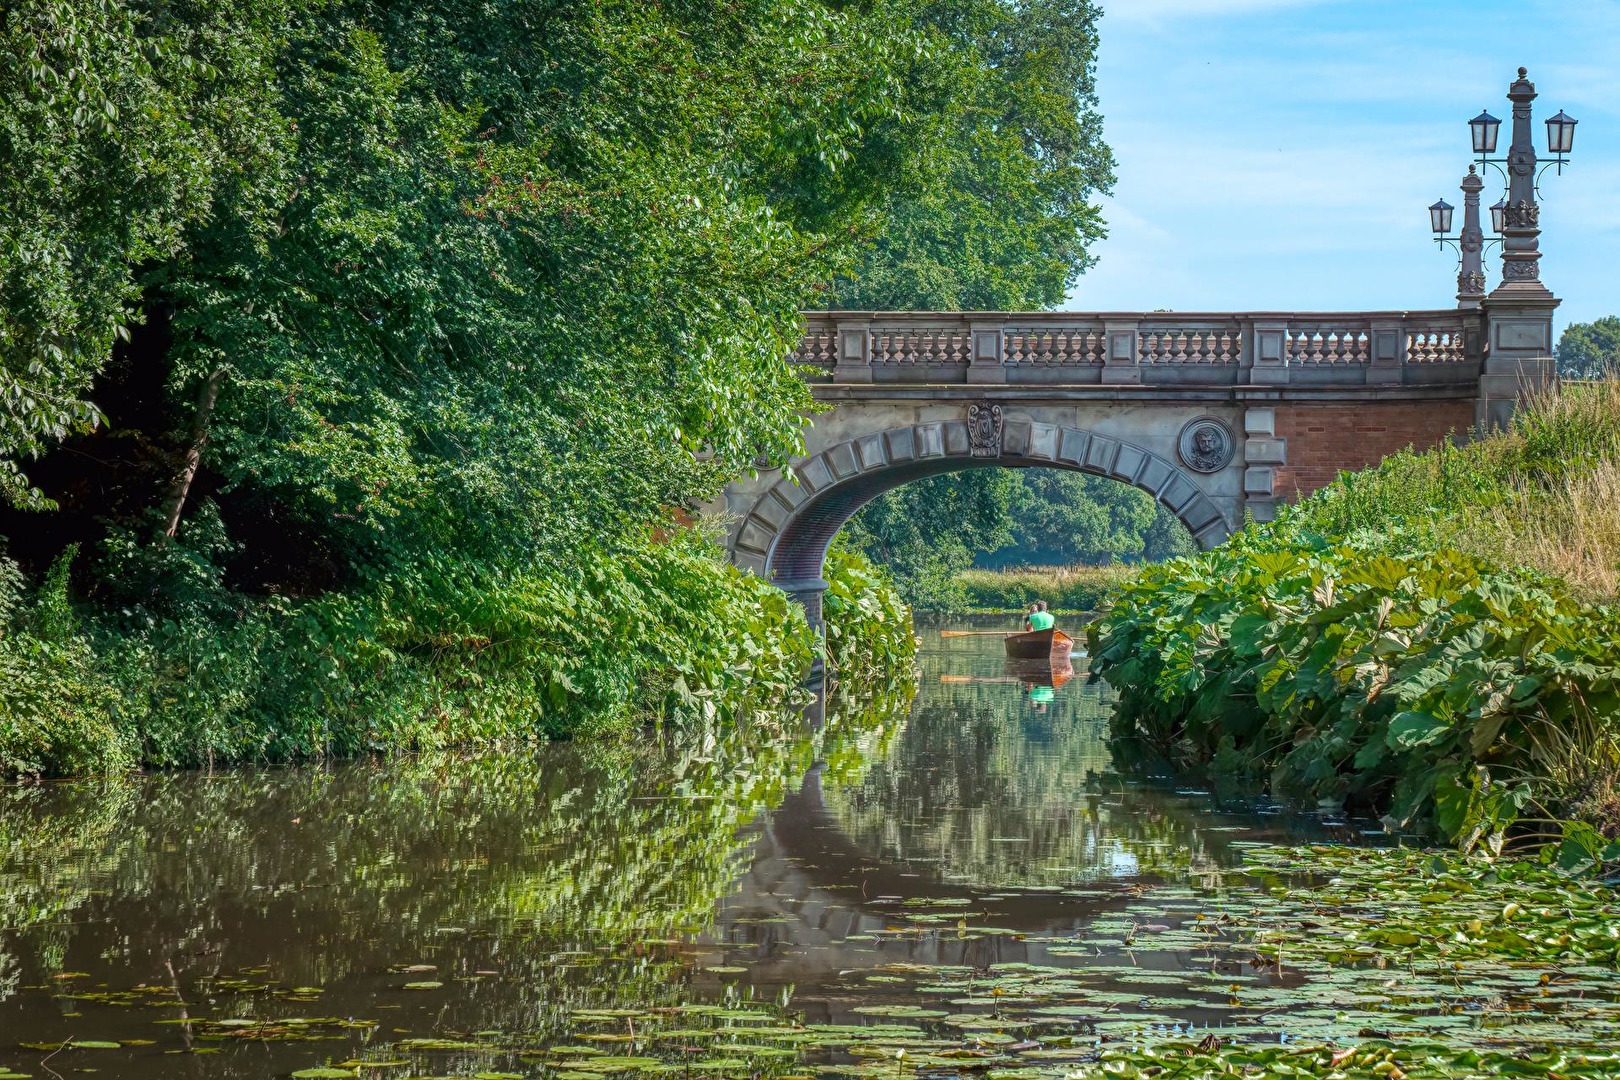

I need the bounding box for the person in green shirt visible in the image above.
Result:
[1026,600,1055,631]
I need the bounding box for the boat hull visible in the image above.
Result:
[1003,655,1074,689]
[1003,627,1074,662]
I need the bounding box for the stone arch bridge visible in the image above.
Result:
[719,299,1556,623]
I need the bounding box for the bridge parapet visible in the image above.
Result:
[794,309,1482,387]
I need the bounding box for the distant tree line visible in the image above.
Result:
[1557,317,1620,379]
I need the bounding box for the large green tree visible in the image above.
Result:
[3,0,955,570]
[834,0,1117,604]
[831,0,1112,310]
[1557,317,1620,379]
[0,0,298,508]
[0,0,980,770]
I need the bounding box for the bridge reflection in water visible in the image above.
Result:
[693,625,1358,1020]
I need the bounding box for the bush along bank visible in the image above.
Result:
[0,529,913,778]
[1087,524,1620,855]
[953,562,1136,614]
[821,543,917,692]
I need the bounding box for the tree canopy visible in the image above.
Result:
[829,0,1128,605]
[1557,317,1620,379]
[0,0,1122,770]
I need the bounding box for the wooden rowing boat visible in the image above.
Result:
[1002,626,1074,663]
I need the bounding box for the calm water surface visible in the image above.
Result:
[0,625,1355,1078]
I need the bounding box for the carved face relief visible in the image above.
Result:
[1178,418,1234,474]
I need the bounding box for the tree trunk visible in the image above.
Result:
[160,368,225,540]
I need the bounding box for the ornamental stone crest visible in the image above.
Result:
[1178,417,1234,474]
[967,402,1004,458]
[1457,270,1487,296]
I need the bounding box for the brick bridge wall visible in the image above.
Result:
[1272,400,1477,499]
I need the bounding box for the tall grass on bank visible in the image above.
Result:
[951,563,1137,613]
[1296,381,1620,596]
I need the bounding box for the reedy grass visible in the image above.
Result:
[953,562,1137,613]
[1293,380,1620,599]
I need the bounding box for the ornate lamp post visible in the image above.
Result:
[1428,166,1492,308]
[1430,67,1576,299]
[1429,68,1573,429]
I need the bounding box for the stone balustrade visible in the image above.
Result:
[792,310,1481,387]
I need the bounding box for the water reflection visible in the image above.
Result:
[0,628,1347,1078]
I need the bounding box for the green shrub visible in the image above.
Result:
[1088,525,1620,850]
[956,563,1136,613]
[0,551,132,775]
[822,542,916,692]
[0,530,882,777]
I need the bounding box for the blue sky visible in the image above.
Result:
[1066,0,1619,332]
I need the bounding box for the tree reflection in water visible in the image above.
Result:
[0,634,1346,1080]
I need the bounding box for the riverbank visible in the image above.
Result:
[0,535,916,778]
[1090,382,1620,853]
[936,563,1135,615]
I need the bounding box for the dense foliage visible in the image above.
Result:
[1558,315,1620,378]
[1,529,844,776]
[828,0,1112,312]
[821,543,917,692]
[1090,386,1620,848]
[1090,525,1620,848]
[0,0,1125,769]
[845,468,1190,609]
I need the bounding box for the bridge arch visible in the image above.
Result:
[727,416,1232,622]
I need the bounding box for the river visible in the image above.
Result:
[3,625,1587,1080]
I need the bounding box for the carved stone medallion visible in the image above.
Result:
[967,402,1004,458]
[1178,417,1234,474]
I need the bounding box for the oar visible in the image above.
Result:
[939,674,1021,683]
[938,630,1014,638]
